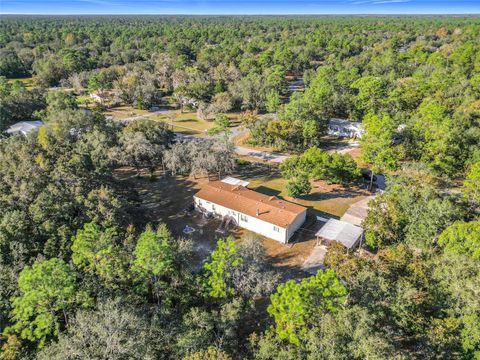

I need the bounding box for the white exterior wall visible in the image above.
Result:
[286,210,307,241]
[194,196,290,243]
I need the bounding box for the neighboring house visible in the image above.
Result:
[90,92,103,102]
[89,90,119,103]
[194,179,307,243]
[328,118,364,139]
[5,121,43,136]
[315,218,363,250]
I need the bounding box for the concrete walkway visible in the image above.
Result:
[301,244,327,275]
[340,195,375,226]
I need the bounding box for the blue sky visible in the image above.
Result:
[1,0,480,14]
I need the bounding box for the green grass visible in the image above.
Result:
[76,95,90,104]
[7,77,34,88]
[153,110,222,137]
[234,165,369,218]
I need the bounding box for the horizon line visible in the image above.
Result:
[2,13,480,15]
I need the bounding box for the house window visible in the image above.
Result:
[273,226,280,232]
[240,214,248,222]
[212,204,216,211]
[198,199,202,206]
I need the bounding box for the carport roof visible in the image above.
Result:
[315,219,363,249]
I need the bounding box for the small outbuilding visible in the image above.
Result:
[220,176,250,187]
[5,121,43,136]
[328,118,364,139]
[315,219,363,250]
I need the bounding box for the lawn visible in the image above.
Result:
[115,167,316,275]
[233,163,371,218]
[104,105,153,119]
[103,104,243,137]
[153,110,214,136]
[76,94,91,104]
[153,110,243,137]
[7,77,34,88]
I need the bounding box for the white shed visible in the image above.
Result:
[328,118,364,139]
[315,219,363,249]
[5,121,43,136]
[221,177,250,187]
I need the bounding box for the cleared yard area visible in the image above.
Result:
[115,163,369,276]
[103,103,243,137]
[153,110,244,137]
[235,164,371,217]
[153,110,214,136]
[115,168,315,275]
[7,77,34,88]
[104,106,154,120]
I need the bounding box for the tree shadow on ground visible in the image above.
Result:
[174,118,199,123]
[175,130,199,136]
[233,164,281,181]
[254,186,281,197]
[302,187,367,201]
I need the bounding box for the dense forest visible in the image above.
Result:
[0,15,479,359]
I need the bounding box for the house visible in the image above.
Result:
[5,121,43,136]
[315,219,363,250]
[89,92,104,102]
[89,90,119,103]
[328,118,364,139]
[194,180,307,243]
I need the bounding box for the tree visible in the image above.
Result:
[72,223,116,272]
[302,119,317,148]
[229,74,269,111]
[37,299,166,360]
[265,90,281,113]
[351,76,387,118]
[183,347,231,360]
[208,113,231,135]
[463,161,480,204]
[164,138,235,179]
[0,79,45,131]
[203,238,242,299]
[432,253,480,358]
[132,225,175,303]
[43,91,78,116]
[360,112,398,189]
[438,221,480,260]
[363,174,464,249]
[280,147,360,185]
[71,222,127,286]
[207,92,233,116]
[286,174,311,198]
[406,99,455,175]
[302,306,395,359]
[267,269,347,345]
[230,234,280,302]
[7,258,86,347]
[118,119,173,177]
